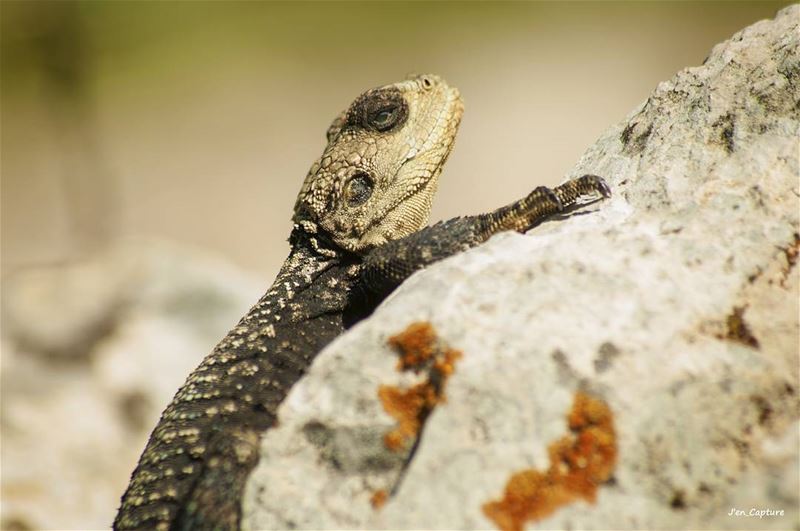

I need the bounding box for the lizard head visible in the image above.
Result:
[293,74,464,253]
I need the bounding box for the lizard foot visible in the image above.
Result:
[554,174,612,207]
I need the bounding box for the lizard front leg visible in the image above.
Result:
[481,174,610,235]
[357,174,610,299]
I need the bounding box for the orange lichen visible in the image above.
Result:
[433,347,462,378]
[379,382,438,451]
[379,322,462,452]
[387,321,438,371]
[370,489,388,510]
[482,392,617,531]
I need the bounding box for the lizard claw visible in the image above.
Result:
[580,174,612,198]
[552,174,612,209]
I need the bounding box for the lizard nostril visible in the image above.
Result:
[420,76,434,90]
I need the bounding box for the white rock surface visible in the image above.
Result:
[1,241,261,530]
[243,6,799,530]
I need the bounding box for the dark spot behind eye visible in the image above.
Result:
[346,172,373,206]
[351,88,408,133]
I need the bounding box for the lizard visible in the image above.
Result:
[114,73,610,531]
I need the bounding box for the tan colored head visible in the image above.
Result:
[293,74,463,253]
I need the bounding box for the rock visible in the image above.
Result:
[242,6,799,530]
[0,241,261,530]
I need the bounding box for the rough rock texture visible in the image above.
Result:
[1,241,260,530]
[243,7,799,531]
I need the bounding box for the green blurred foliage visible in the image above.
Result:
[1,1,790,277]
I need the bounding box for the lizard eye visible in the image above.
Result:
[370,108,397,130]
[345,172,373,207]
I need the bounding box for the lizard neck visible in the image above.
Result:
[288,221,351,261]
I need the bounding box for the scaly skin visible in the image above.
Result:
[114,74,609,531]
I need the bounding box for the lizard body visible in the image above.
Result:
[114,74,609,531]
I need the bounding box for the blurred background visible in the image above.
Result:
[0,1,790,529]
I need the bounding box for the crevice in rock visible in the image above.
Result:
[376,322,462,499]
[721,305,760,349]
[711,112,736,153]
